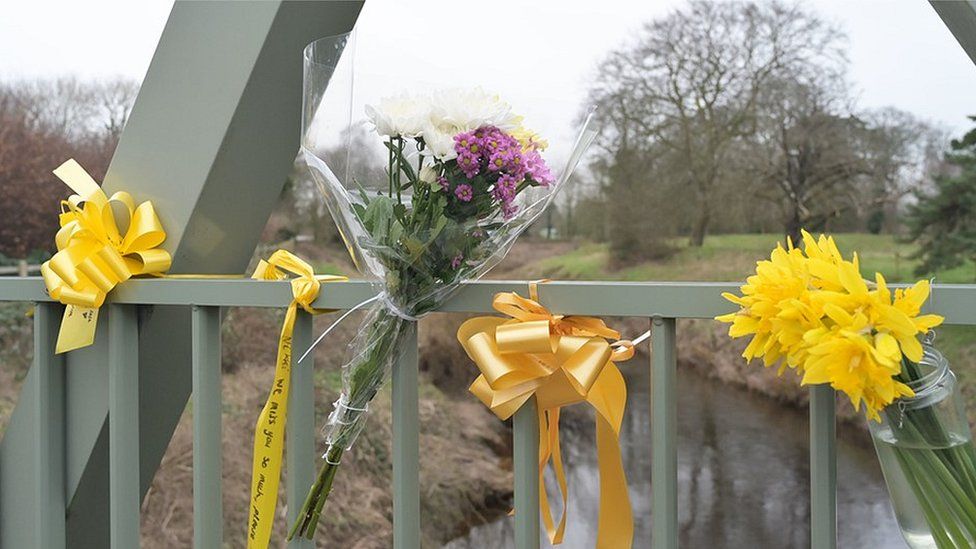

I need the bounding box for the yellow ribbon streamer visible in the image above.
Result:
[247,250,346,549]
[40,159,172,353]
[457,283,634,549]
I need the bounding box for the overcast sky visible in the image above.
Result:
[1,0,974,154]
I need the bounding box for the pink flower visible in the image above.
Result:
[492,173,518,203]
[451,253,463,269]
[457,150,480,178]
[454,183,473,202]
[524,148,554,186]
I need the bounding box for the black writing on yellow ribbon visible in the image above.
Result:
[246,250,346,549]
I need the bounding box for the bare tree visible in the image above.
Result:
[748,74,867,242]
[747,71,937,243]
[0,77,138,258]
[588,0,845,246]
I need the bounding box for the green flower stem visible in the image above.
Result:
[287,310,407,540]
[906,449,971,547]
[288,454,340,540]
[898,420,976,528]
[899,451,955,548]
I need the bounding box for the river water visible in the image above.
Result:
[445,363,906,548]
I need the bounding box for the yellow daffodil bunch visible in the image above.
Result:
[717,230,944,420]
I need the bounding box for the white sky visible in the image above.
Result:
[1,0,974,155]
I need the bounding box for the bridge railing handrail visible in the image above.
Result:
[3,276,974,548]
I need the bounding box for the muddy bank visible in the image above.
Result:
[135,307,515,548]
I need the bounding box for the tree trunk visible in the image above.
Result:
[689,207,710,247]
[785,204,803,247]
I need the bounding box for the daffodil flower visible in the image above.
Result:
[717,230,943,420]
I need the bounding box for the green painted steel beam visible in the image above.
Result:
[192,306,223,548]
[286,312,315,549]
[392,323,421,548]
[810,385,837,549]
[108,305,141,547]
[651,317,677,549]
[3,278,976,324]
[513,398,541,549]
[930,0,976,66]
[0,2,363,548]
[33,303,67,548]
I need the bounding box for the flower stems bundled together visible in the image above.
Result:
[877,353,976,548]
[290,89,575,540]
[718,230,976,547]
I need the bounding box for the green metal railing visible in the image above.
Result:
[3,277,976,548]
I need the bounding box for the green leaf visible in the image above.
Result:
[361,195,394,238]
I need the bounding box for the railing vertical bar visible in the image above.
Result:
[651,316,677,549]
[287,311,315,549]
[109,303,141,548]
[392,322,420,548]
[810,384,837,549]
[32,302,66,548]
[191,305,222,548]
[513,397,541,549]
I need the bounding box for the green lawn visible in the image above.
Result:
[533,233,976,284]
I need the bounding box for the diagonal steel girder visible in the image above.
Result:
[0,1,362,547]
[930,0,976,66]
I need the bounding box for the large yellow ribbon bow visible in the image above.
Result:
[457,284,634,549]
[247,250,346,549]
[40,159,172,353]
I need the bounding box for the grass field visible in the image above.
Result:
[531,233,976,284]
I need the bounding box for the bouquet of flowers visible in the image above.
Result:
[290,37,596,540]
[718,231,976,548]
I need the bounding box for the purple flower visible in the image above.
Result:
[454,131,481,155]
[451,253,463,269]
[477,127,525,176]
[457,150,480,178]
[436,176,450,191]
[524,148,554,186]
[454,183,473,202]
[454,131,482,178]
[492,173,519,203]
[487,148,512,172]
[479,127,518,153]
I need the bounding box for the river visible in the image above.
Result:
[445,363,906,548]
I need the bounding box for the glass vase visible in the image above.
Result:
[869,337,976,548]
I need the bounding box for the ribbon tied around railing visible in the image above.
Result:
[40,159,172,353]
[457,282,634,549]
[246,250,346,549]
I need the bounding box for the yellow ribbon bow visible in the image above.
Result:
[457,284,634,549]
[247,250,346,549]
[40,159,172,353]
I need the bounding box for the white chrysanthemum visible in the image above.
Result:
[421,122,459,160]
[420,88,519,160]
[364,88,521,160]
[365,93,428,137]
[427,88,519,133]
